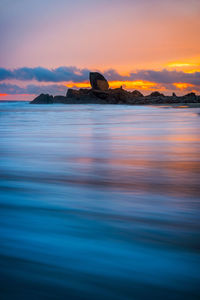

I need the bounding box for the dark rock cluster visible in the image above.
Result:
[30,72,200,105]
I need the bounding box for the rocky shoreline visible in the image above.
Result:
[30,72,200,105]
[30,89,200,105]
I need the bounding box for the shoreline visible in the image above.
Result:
[30,89,200,106]
[30,73,200,106]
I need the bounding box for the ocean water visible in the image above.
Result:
[0,101,200,300]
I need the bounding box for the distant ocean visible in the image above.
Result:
[0,101,200,299]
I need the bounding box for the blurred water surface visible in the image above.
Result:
[0,102,200,299]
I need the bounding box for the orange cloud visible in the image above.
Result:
[67,82,91,88]
[167,63,194,68]
[173,83,194,90]
[166,60,200,73]
[66,80,159,91]
[0,93,8,96]
[183,68,200,74]
[109,80,157,90]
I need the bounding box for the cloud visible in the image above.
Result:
[0,83,25,94]
[0,68,12,81]
[0,66,200,96]
[0,67,90,82]
[0,83,67,95]
[128,70,200,85]
[1,81,200,97]
[0,67,199,87]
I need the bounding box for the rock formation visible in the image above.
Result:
[132,90,144,97]
[31,94,53,104]
[89,72,109,91]
[30,72,200,105]
[149,91,165,97]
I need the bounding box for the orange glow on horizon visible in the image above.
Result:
[183,68,200,73]
[167,63,194,68]
[173,83,194,90]
[109,80,157,90]
[0,94,35,101]
[166,59,200,73]
[67,82,91,88]
[66,80,159,91]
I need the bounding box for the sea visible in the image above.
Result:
[0,101,200,299]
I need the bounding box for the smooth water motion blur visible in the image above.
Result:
[0,102,200,299]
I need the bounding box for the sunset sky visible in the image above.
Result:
[0,0,200,100]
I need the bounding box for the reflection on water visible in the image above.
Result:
[0,102,200,299]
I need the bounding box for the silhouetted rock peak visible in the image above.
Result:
[30,93,53,104]
[149,91,165,97]
[184,92,196,98]
[89,72,109,91]
[132,90,143,97]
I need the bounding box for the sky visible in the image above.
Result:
[0,0,200,100]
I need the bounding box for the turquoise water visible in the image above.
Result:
[0,102,200,299]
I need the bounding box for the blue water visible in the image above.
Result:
[0,102,200,299]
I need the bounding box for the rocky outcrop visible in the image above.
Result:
[30,72,200,105]
[149,91,165,97]
[30,93,53,104]
[53,95,68,103]
[89,72,109,91]
[132,90,144,97]
[65,88,142,104]
[183,92,197,100]
[30,89,200,105]
[66,88,91,98]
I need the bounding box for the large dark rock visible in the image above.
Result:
[149,91,165,97]
[66,88,90,98]
[108,88,133,103]
[30,94,53,104]
[53,95,68,103]
[89,72,109,91]
[132,90,144,97]
[183,92,197,100]
[91,90,110,100]
[179,92,197,103]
